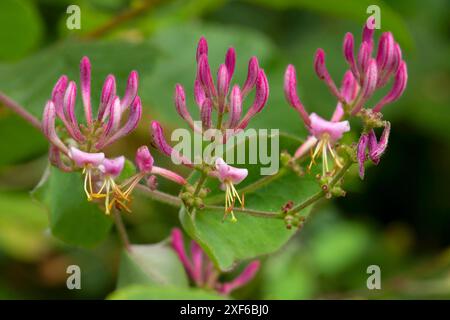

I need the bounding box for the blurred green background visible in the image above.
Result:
[0,0,449,299]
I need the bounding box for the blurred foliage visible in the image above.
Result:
[0,0,449,299]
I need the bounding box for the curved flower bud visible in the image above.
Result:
[80,56,93,126]
[99,156,125,178]
[174,84,193,123]
[241,56,259,97]
[227,85,242,129]
[225,47,236,80]
[357,42,371,79]
[98,75,116,121]
[284,64,310,126]
[190,241,204,285]
[194,79,206,108]
[42,100,69,154]
[340,70,359,104]
[63,81,84,142]
[151,121,173,157]
[218,261,260,295]
[51,75,68,119]
[135,145,154,173]
[309,113,350,143]
[68,147,104,168]
[151,166,187,185]
[237,69,269,130]
[102,96,122,139]
[343,32,358,78]
[369,122,391,162]
[201,98,213,129]
[357,133,369,179]
[196,37,208,62]
[171,229,195,280]
[352,59,378,115]
[314,49,343,101]
[121,70,138,111]
[362,16,375,52]
[217,64,230,112]
[373,61,407,112]
[198,54,217,99]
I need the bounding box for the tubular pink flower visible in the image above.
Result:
[357,42,371,80]
[340,70,359,104]
[362,16,375,52]
[237,69,269,130]
[197,54,217,99]
[196,36,208,62]
[174,84,193,124]
[201,98,213,129]
[343,32,359,79]
[227,85,242,128]
[80,56,93,126]
[63,81,85,142]
[135,145,154,173]
[214,157,248,186]
[217,64,230,111]
[283,64,310,126]
[98,74,116,121]
[352,59,378,115]
[225,47,236,80]
[190,241,204,285]
[368,122,391,162]
[101,96,122,140]
[121,70,139,111]
[194,79,206,108]
[314,49,343,101]
[357,133,369,179]
[171,229,196,280]
[218,261,260,295]
[151,166,187,185]
[309,113,350,143]
[99,156,125,178]
[51,75,68,119]
[42,100,69,155]
[241,56,259,97]
[68,147,104,168]
[373,61,407,112]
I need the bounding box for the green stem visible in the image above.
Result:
[203,205,282,219]
[136,184,183,207]
[113,209,131,251]
[288,160,354,215]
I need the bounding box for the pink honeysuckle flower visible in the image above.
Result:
[342,19,407,115]
[357,122,391,179]
[44,56,142,168]
[209,157,248,222]
[96,156,125,214]
[173,37,268,137]
[67,146,105,200]
[284,64,350,176]
[170,228,259,295]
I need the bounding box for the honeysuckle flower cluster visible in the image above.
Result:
[284,19,407,179]
[171,228,259,294]
[152,37,268,221]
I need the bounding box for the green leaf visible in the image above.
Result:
[108,284,223,300]
[117,242,189,288]
[34,166,113,247]
[180,132,321,270]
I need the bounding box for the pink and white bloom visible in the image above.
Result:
[96,156,126,214]
[210,157,248,222]
[171,228,259,295]
[284,65,351,175]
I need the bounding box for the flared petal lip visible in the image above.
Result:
[215,158,248,185]
[68,147,105,167]
[309,113,350,142]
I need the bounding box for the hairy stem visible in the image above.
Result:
[113,209,131,251]
[136,184,183,207]
[0,92,41,130]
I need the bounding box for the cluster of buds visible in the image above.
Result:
[284,18,407,179]
[171,228,260,295]
[174,37,269,137]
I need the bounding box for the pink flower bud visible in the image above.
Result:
[201,98,212,129]
[42,100,69,154]
[146,175,158,190]
[225,47,236,80]
[99,156,125,178]
[357,42,371,80]
[216,64,230,111]
[227,85,242,129]
[68,147,104,168]
[51,75,68,120]
[314,49,343,101]
[98,74,116,121]
[174,84,193,123]
[196,37,208,62]
[362,16,375,52]
[352,59,378,115]
[284,64,310,126]
[151,166,187,185]
[190,241,204,285]
[340,70,359,104]
[194,79,206,108]
[343,32,358,79]
[135,145,154,173]
[218,261,260,295]
[80,56,93,126]
[102,96,122,139]
[357,133,369,179]
[63,81,84,142]
[171,228,195,279]
[369,122,391,162]
[373,61,407,112]
[151,120,173,157]
[121,70,138,111]
[197,54,217,99]
[241,56,259,97]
